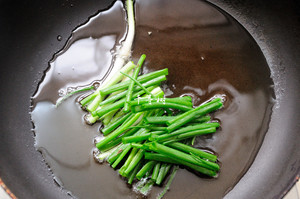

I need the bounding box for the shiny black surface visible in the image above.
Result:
[0,0,299,198]
[209,0,300,198]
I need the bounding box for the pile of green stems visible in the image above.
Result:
[80,55,223,196]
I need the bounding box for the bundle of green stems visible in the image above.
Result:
[80,54,223,197]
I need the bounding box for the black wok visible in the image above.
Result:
[0,0,299,198]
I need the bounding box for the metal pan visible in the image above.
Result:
[0,0,299,198]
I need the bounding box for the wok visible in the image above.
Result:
[0,0,299,198]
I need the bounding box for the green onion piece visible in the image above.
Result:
[166,98,223,132]
[162,127,217,143]
[144,115,211,125]
[157,165,179,199]
[120,71,155,97]
[101,109,120,126]
[107,127,149,150]
[153,123,219,142]
[144,152,216,177]
[130,96,192,106]
[107,144,129,164]
[84,113,99,125]
[110,108,126,123]
[144,116,174,124]
[99,75,166,106]
[146,142,218,171]
[189,153,219,171]
[131,102,193,113]
[92,89,147,117]
[119,147,138,175]
[86,61,136,112]
[150,131,165,136]
[190,115,211,124]
[166,142,217,162]
[144,153,178,164]
[122,133,151,144]
[96,112,143,150]
[136,160,156,180]
[102,113,131,136]
[80,91,97,106]
[128,161,143,185]
[93,86,163,117]
[92,0,134,104]
[98,126,140,152]
[151,162,161,181]
[156,164,171,185]
[100,68,168,96]
[123,149,144,177]
[124,54,146,112]
[111,144,132,168]
[95,147,116,162]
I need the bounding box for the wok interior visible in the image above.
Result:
[0,0,299,198]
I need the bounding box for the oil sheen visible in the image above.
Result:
[31,0,274,198]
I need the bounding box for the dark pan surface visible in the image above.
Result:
[209,0,300,198]
[0,0,299,199]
